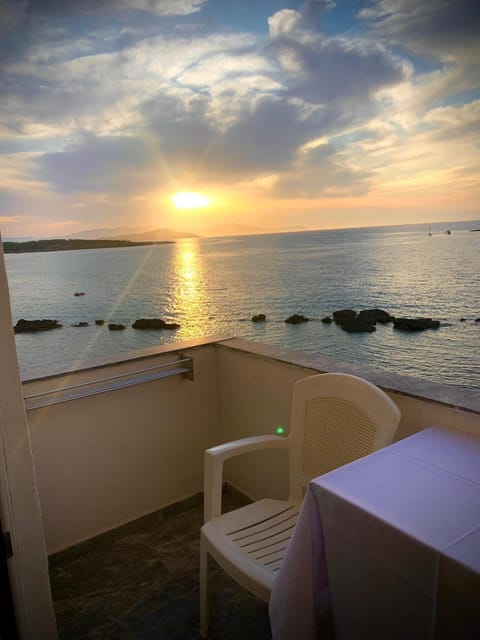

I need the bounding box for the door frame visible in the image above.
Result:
[0,237,57,639]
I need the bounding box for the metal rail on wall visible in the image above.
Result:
[23,354,194,411]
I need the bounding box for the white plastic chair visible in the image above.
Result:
[199,372,401,636]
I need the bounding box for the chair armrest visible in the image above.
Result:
[204,435,289,523]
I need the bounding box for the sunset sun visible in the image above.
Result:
[172,191,210,209]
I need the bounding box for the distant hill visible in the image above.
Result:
[203,223,272,237]
[110,228,199,241]
[65,226,198,241]
[67,227,147,240]
[3,239,173,254]
[202,223,308,238]
[1,236,36,242]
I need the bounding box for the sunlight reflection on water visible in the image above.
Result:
[169,239,211,341]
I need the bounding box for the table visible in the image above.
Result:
[269,425,480,639]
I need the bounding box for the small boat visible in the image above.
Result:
[74,292,85,297]
[470,228,480,232]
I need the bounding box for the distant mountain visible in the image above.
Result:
[203,223,308,238]
[203,223,272,238]
[67,227,147,240]
[111,228,199,241]
[66,227,198,242]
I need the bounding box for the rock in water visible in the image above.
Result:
[14,319,62,333]
[108,323,126,331]
[358,309,394,324]
[285,314,309,324]
[132,318,180,330]
[252,314,266,323]
[393,317,440,331]
[340,318,376,333]
[332,309,357,325]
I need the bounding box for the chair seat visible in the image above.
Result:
[201,498,301,602]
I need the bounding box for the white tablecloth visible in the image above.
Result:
[269,484,331,640]
[269,425,480,639]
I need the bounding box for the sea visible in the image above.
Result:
[4,220,480,389]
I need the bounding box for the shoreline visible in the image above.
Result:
[2,239,175,254]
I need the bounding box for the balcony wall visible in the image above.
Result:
[24,337,480,554]
[216,338,480,502]
[24,340,222,554]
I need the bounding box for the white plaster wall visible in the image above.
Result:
[216,346,306,502]
[26,344,221,553]
[215,341,480,502]
[388,393,480,440]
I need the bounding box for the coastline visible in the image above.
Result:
[2,239,175,254]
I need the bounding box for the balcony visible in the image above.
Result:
[6,337,480,638]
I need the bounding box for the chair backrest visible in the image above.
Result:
[288,373,401,501]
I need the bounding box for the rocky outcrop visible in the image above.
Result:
[321,316,332,324]
[132,318,180,330]
[108,323,126,331]
[358,309,394,324]
[72,322,89,327]
[285,314,309,324]
[393,317,440,331]
[14,319,62,333]
[333,308,394,333]
[252,314,266,323]
[95,319,105,325]
[332,309,357,325]
[340,318,376,333]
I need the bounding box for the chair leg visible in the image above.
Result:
[199,533,210,638]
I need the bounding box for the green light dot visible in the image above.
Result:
[276,426,284,435]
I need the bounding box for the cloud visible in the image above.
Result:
[111,0,206,15]
[0,31,259,142]
[34,89,326,195]
[0,0,27,32]
[35,134,156,193]
[177,52,273,88]
[360,0,480,61]
[423,99,480,143]
[268,7,406,104]
[22,0,206,18]
[343,96,480,204]
[271,143,372,198]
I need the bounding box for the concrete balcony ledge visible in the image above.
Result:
[21,334,232,384]
[22,334,480,415]
[216,337,480,416]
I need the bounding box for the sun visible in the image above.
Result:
[171,191,210,209]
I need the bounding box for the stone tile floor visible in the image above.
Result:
[49,490,272,639]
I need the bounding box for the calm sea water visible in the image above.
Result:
[5,220,480,389]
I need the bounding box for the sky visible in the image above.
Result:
[0,0,479,238]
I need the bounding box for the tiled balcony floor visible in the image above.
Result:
[49,489,271,639]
